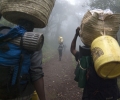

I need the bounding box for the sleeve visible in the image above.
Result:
[74,51,80,62]
[30,50,44,82]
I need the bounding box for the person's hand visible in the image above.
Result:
[75,27,80,37]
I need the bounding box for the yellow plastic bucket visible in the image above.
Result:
[31,91,38,100]
[58,36,63,43]
[91,35,120,79]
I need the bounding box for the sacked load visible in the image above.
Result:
[0,25,45,99]
[10,32,44,51]
[58,36,63,44]
[79,9,120,46]
[79,9,120,79]
[0,0,56,28]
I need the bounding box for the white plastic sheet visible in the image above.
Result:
[90,9,113,20]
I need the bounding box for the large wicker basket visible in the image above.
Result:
[80,10,120,46]
[0,0,56,28]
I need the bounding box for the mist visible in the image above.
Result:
[0,0,120,51]
[34,0,120,51]
[34,0,90,51]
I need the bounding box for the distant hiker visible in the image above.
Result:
[58,43,64,61]
[63,44,66,51]
[0,15,46,100]
[70,27,120,100]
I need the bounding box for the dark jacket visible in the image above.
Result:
[75,46,119,100]
[0,26,44,97]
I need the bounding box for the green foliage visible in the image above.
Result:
[72,55,76,67]
[89,0,120,13]
[42,36,57,63]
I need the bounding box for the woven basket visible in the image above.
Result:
[80,10,120,46]
[0,0,56,28]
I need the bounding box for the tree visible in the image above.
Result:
[89,0,120,13]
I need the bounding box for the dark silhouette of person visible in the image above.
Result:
[58,43,64,61]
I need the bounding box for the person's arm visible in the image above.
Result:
[70,27,80,56]
[33,78,46,100]
[30,50,46,100]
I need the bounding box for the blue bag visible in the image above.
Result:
[0,26,32,99]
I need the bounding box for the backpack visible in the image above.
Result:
[0,25,32,99]
[74,46,120,99]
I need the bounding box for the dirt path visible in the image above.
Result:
[43,51,83,100]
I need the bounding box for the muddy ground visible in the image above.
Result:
[43,50,83,100]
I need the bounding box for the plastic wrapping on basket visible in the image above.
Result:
[79,9,120,46]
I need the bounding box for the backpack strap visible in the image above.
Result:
[13,36,28,97]
[0,26,11,32]
[16,36,31,96]
[0,26,11,43]
[16,36,24,85]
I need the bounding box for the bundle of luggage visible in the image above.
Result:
[0,0,56,99]
[79,9,120,79]
[58,36,63,44]
[80,9,120,46]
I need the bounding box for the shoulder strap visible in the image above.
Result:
[16,36,24,85]
[0,26,11,32]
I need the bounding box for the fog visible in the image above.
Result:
[34,0,120,51]
[34,0,90,51]
[0,0,119,51]
[51,0,90,50]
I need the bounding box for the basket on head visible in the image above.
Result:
[0,0,56,28]
[58,36,63,44]
[80,10,120,46]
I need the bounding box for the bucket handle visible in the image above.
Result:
[78,60,87,70]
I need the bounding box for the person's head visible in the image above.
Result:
[18,19,34,32]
